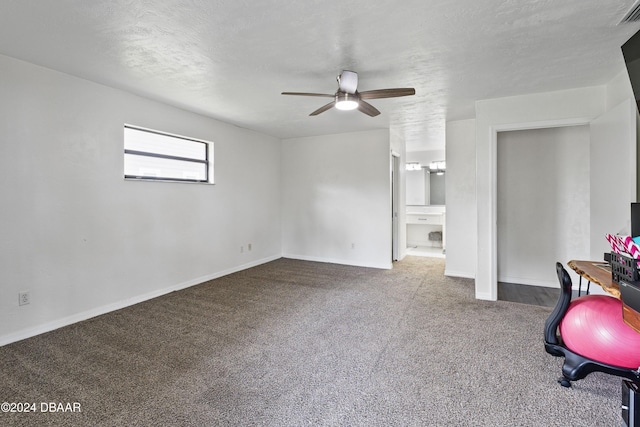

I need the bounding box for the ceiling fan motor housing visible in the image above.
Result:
[338,70,358,94]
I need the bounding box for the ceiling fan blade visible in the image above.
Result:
[359,88,416,100]
[310,101,336,116]
[281,92,334,97]
[338,70,358,94]
[357,100,381,117]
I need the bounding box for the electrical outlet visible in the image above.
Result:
[351,243,355,249]
[240,245,244,253]
[248,243,252,251]
[18,291,30,306]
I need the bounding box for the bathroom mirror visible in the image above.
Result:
[406,167,445,206]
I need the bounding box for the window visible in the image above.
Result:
[124,125,213,183]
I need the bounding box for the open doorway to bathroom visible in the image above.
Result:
[405,151,446,258]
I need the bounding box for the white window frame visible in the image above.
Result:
[124,125,214,184]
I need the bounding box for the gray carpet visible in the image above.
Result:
[0,256,622,426]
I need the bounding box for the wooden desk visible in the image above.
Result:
[567,260,620,298]
[568,260,640,333]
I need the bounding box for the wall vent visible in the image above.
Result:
[621,1,640,23]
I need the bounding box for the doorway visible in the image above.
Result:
[496,126,590,294]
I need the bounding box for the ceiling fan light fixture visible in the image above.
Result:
[335,93,359,111]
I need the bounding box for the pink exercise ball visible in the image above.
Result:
[559,295,640,369]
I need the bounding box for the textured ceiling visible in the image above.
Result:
[0,0,639,151]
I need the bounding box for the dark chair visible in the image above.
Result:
[544,262,640,387]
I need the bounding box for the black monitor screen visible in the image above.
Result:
[622,30,640,113]
[632,203,640,237]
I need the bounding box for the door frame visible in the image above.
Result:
[392,152,400,261]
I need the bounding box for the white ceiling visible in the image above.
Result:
[1,0,639,152]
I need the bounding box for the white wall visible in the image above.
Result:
[607,69,635,110]
[444,119,476,279]
[590,98,637,259]
[0,54,282,345]
[281,130,392,269]
[605,70,640,202]
[497,126,590,288]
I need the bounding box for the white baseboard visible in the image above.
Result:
[475,291,497,301]
[282,253,392,270]
[0,255,281,347]
[444,269,475,279]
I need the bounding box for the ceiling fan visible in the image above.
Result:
[281,70,415,117]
